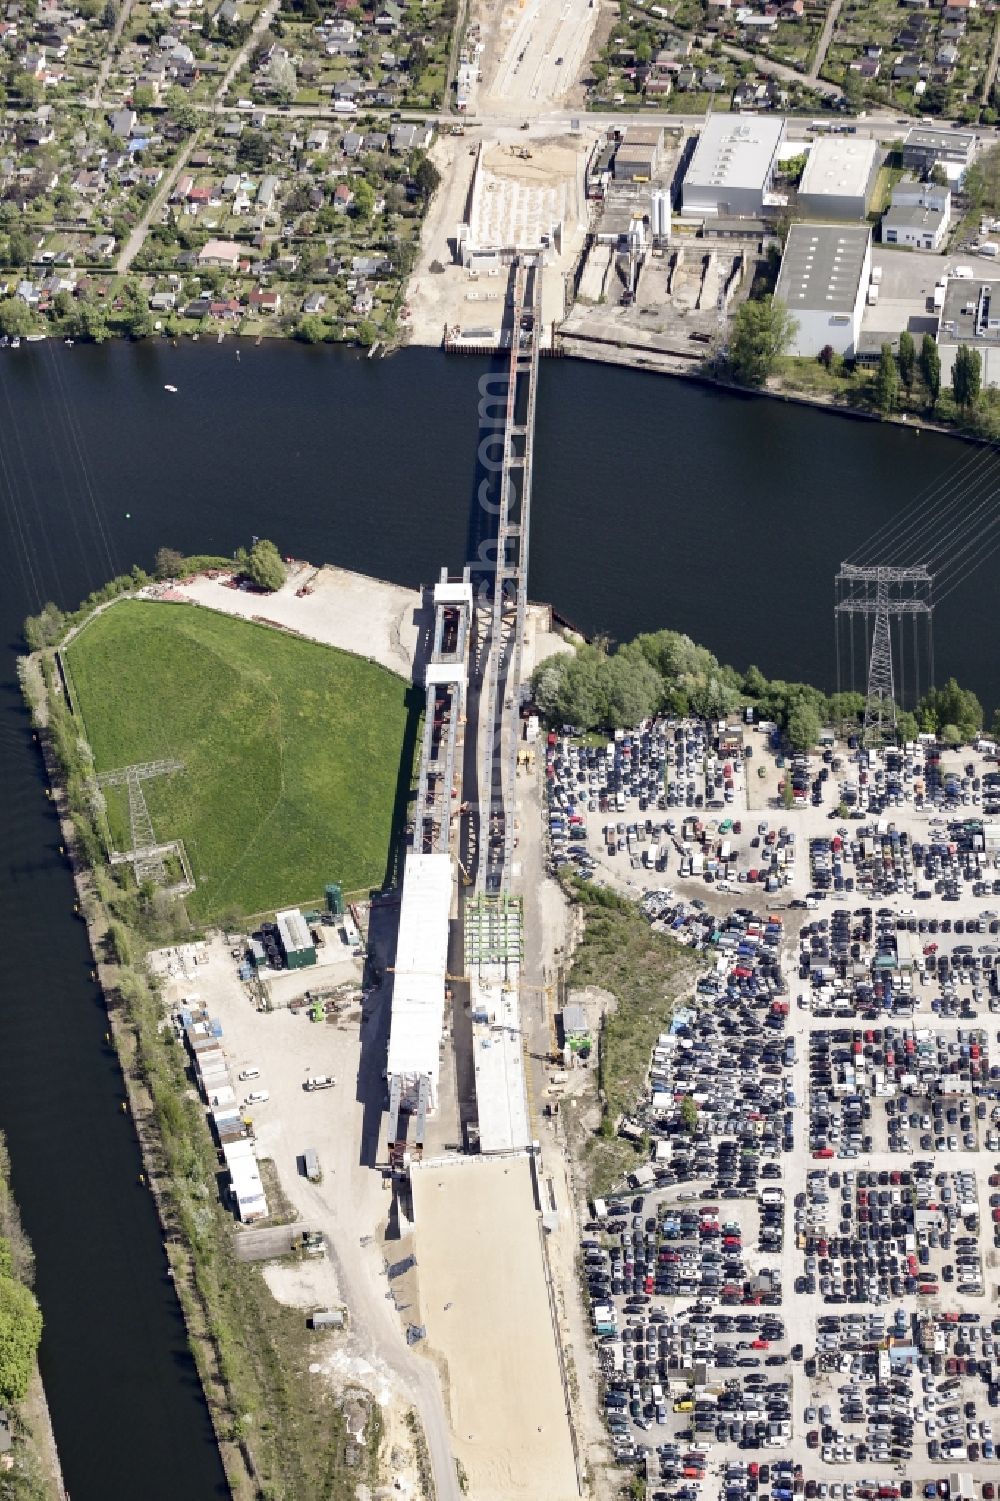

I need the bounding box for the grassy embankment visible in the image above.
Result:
[22,594,419,1499]
[65,600,417,922]
[565,881,704,1196]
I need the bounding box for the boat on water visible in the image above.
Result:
[10,337,20,348]
[164,383,178,393]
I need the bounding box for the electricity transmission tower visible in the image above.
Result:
[834,565,934,743]
[863,575,896,747]
[96,758,184,884]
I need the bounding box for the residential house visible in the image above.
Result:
[93,234,115,257]
[851,55,881,79]
[209,297,242,320]
[110,107,137,138]
[333,182,354,210]
[390,121,432,152]
[366,131,388,153]
[257,172,279,209]
[942,0,974,17]
[703,68,727,90]
[374,0,401,31]
[342,130,364,157]
[352,253,391,276]
[249,286,281,313]
[302,291,326,313]
[306,127,329,151]
[197,237,242,269]
[149,290,177,310]
[893,54,929,80]
[352,283,373,313]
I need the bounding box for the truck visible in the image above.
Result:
[645,842,659,869]
[304,1075,336,1091]
[303,1148,321,1182]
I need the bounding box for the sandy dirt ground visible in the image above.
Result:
[410,1154,579,1501]
[405,128,596,347]
[152,934,461,1501]
[153,560,422,679]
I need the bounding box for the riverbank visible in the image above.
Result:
[0,1128,64,1501]
[18,645,388,1499]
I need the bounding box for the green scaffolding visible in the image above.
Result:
[463,893,524,974]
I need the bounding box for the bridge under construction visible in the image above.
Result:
[386,257,542,1168]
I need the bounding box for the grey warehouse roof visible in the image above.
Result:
[883,202,946,232]
[685,114,784,193]
[905,125,976,154]
[938,278,1000,348]
[799,135,878,200]
[774,223,871,314]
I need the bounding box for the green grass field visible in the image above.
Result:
[66,601,416,921]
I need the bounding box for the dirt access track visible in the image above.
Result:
[410,1154,579,1501]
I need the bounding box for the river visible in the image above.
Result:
[0,340,996,1498]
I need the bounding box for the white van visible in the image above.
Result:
[245,1090,270,1106]
[238,1067,261,1081]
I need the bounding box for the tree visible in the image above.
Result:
[0,298,35,338]
[953,343,982,410]
[920,333,941,407]
[294,314,326,343]
[818,343,834,370]
[727,296,797,386]
[874,342,899,416]
[4,229,30,269]
[930,163,949,188]
[244,538,286,591]
[0,1276,42,1406]
[355,319,378,347]
[74,298,110,343]
[919,677,983,740]
[680,1095,698,1134]
[154,546,185,578]
[165,86,198,132]
[413,154,441,202]
[351,179,375,222]
[132,83,155,110]
[237,129,271,167]
[898,329,915,390]
[787,699,821,752]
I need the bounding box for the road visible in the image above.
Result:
[808,0,844,85]
[480,0,599,118]
[718,40,843,98]
[117,132,199,273]
[91,0,138,106]
[217,0,278,103]
[115,0,276,274]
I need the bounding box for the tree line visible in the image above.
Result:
[23,539,287,652]
[531,628,991,749]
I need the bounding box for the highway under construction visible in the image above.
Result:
[386,256,542,1168]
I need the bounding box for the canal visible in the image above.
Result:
[0,340,995,1498]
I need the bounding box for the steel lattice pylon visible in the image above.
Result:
[834,564,934,738]
[96,758,185,885]
[863,574,897,748]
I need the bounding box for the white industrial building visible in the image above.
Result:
[798,136,879,220]
[937,277,1000,388]
[386,851,453,1113]
[682,114,785,219]
[881,178,950,251]
[774,223,872,357]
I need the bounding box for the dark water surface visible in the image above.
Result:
[0,340,994,1498]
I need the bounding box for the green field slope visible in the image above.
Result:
[65,600,415,920]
